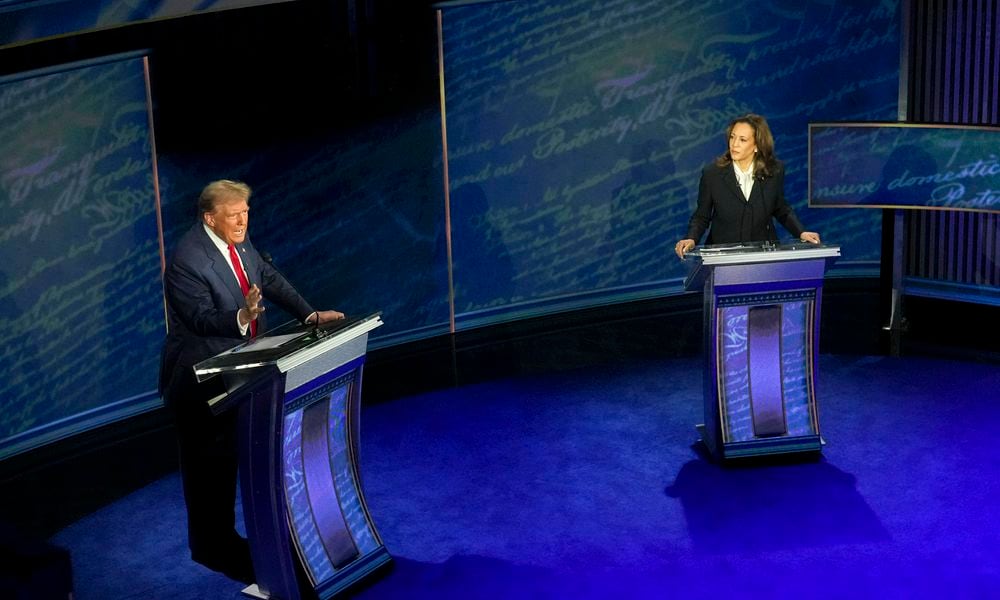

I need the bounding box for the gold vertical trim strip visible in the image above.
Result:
[715,306,730,443]
[143,55,168,335]
[436,9,456,334]
[806,299,820,434]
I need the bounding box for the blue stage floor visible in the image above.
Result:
[53,354,1000,599]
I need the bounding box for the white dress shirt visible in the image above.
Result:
[733,161,754,201]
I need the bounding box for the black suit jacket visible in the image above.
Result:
[158,223,314,398]
[684,161,805,245]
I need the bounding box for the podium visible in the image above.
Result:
[194,313,390,599]
[684,243,840,460]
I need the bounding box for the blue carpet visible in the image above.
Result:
[53,355,1000,599]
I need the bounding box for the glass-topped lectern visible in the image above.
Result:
[684,242,841,460]
[194,312,389,600]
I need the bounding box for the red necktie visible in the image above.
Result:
[228,244,256,337]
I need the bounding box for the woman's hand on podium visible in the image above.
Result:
[675,239,696,259]
[799,231,821,244]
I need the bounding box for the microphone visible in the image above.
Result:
[261,251,318,328]
[252,250,277,295]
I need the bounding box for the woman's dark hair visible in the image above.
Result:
[714,113,779,179]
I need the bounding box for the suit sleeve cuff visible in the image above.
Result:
[237,310,250,336]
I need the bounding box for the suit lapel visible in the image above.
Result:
[195,225,245,308]
[722,166,745,202]
[749,174,768,205]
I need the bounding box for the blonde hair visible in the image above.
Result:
[198,180,251,215]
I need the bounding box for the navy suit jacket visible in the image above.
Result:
[684,161,805,245]
[159,223,314,398]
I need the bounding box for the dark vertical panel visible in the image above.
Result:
[982,212,990,285]
[993,4,1000,122]
[926,1,935,120]
[986,213,993,286]
[944,212,966,277]
[952,213,970,281]
[939,211,948,280]
[972,215,989,283]
[993,216,999,287]
[933,0,945,120]
[970,214,979,284]
[969,213,981,284]
[967,214,977,283]
[943,1,954,119]
[923,212,933,278]
[905,1,1000,292]
[968,0,978,121]
[905,211,917,276]
[967,0,985,121]
[993,217,1000,286]
[919,3,930,121]
[956,0,969,122]
[920,0,929,120]
[911,3,922,119]
[916,211,926,276]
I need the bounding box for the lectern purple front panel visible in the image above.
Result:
[748,305,787,437]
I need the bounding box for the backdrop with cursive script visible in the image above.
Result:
[440,0,901,324]
[0,54,161,457]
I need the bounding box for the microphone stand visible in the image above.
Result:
[260,251,320,331]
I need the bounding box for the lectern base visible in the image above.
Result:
[314,546,393,600]
[695,424,824,461]
[241,548,392,599]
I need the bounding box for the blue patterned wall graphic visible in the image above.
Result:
[720,306,752,442]
[0,55,160,455]
[441,0,901,321]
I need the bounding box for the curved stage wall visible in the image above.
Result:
[1,0,903,457]
[0,54,162,458]
[440,0,901,328]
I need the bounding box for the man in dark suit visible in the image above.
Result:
[159,179,343,583]
[675,114,821,258]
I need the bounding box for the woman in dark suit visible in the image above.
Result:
[674,114,820,258]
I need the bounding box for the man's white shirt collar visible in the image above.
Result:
[203,223,231,253]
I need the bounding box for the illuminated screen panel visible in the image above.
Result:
[439,0,901,327]
[0,55,161,458]
[809,123,1000,212]
[0,0,293,49]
